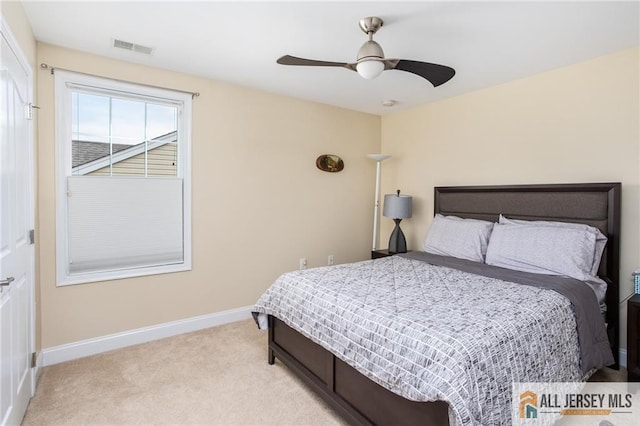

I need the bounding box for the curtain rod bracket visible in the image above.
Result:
[40,63,54,75]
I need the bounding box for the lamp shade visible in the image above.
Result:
[366,154,391,162]
[383,193,412,219]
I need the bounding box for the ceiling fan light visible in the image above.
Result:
[356,60,385,79]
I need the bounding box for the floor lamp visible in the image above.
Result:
[367,154,391,251]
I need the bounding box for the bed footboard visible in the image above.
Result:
[268,315,449,426]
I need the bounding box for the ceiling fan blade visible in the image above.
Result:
[277,55,352,69]
[392,60,455,87]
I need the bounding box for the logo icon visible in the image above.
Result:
[520,390,538,419]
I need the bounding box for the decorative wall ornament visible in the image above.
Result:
[316,154,344,173]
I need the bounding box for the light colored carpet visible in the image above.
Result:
[23,319,347,426]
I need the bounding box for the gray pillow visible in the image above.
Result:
[486,223,598,282]
[423,214,494,262]
[498,215,607,276]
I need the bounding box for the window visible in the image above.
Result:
[55,71,192,285]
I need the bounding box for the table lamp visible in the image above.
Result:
[383,190,412,253]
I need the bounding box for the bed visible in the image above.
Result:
[252,182,620,426]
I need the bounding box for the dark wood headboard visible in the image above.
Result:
[434,182,621,368]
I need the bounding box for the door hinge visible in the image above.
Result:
[31,352,37,368]
[25,103,40,120]
[29,229,35,245]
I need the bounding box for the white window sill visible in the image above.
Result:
[57,262,192,286]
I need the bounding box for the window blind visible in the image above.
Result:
[67,176,183,274]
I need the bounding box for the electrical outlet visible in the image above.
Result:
[328,255,335,266]
[299,258,307,270]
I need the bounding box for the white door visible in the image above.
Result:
[0,20,35,426]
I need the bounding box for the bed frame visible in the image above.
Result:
[267,182,621,426]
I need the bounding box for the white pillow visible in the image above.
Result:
[486,223,599,282]
[498,215,607,276]
[423,214,494,262]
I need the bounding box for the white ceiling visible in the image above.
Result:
[22,1,640,115]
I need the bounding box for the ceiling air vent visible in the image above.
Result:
[113,39,153,55]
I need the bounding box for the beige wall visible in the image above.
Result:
[381,47,640,352]
[37,43,380,348]
[2,0,40,350]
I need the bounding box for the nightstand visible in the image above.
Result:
[628,294,640,382]
[371,249,411,259]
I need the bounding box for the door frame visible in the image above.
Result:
[1,15,37,396]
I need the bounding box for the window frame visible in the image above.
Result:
[54,70,192,285]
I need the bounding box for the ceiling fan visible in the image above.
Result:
[277,17,455,87]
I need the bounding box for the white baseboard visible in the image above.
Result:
[41,306,253,367]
